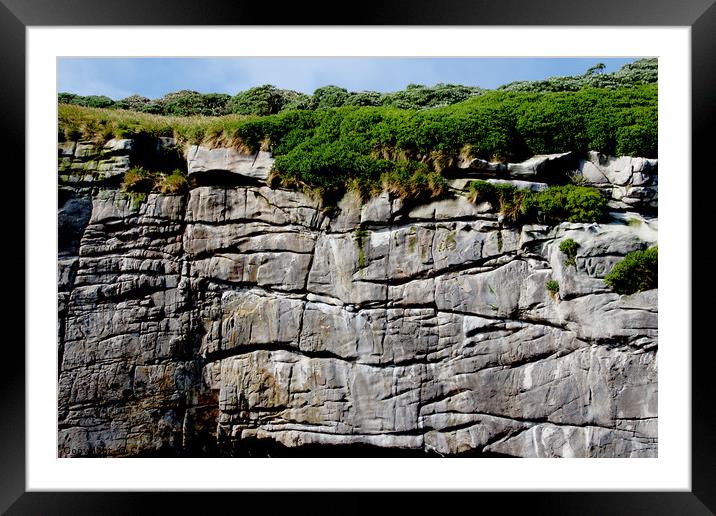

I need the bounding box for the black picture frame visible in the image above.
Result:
[2,1,713,513]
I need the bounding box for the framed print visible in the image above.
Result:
[3,0,714,512]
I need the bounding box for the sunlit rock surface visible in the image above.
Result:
[58,142,657,457]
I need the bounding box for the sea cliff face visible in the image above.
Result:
[58,139,657,457]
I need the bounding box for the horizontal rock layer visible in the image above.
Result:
[58,142,658,457]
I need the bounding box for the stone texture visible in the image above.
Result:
[186,145,274,182]
[58,143,658,458]
[577,151,658,211]
[507,151,578,178]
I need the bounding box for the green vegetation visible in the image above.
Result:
[499,58,657,93]
[524,185,608,223]
[58,59,656,116]
[121,167,191,202]
[122,166,157,193]
[546,279,560,296]
[604,247,658,295]
[559,238,580,267]
[58,59,656,203]
[157,169,190,194]
[228,85,310,116]
[380,161,448,202]
[58,83,486,117]
[467,181,608,224]
[354,227,369,269]
[58,92,115,109]
[468,181,526,220]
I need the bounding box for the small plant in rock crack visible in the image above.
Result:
[546,279,560,298]
[559,238,579,268]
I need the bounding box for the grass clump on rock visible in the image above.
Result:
[157,169,190,194]
[121,167,191,206]
[122,166,157,193]
[381,161,448,202]
[546,279,560,297]
[604,247,658,295]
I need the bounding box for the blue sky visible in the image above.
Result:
[58,57,639,100]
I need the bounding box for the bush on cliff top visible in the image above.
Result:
[499,58,657,93]
[604,247,658,295]
[59,83,656,202]
[58,59,657,116]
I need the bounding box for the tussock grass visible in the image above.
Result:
[59,104,257,148]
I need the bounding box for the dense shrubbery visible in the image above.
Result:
[58,93,115,109]
[467,181,608,223]
[228,85,310,115]
[58,83,486,116]
[523,185,608,223]
[58,58,656,116]
[58,58,657,201]
[59,82,655,200]
[604,247,658,294]
[499,58,657,93]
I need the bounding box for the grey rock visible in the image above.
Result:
[58,147,659,458]
[456,155,507,173]
[103,138,134,153]
[507,151,577,177]
[485,179,549,192]
[186,145,274,182]
[577,152,658,211]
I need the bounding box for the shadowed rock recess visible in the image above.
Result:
[58,139,658,458]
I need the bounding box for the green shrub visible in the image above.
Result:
[604,247,657,294]
[312,85,351,109]
[546,279,560,296]
[468,182,607,224]
[228,85,307,116]
[345,91,383,107]
[559,238,579,267]
[158,90,232,117]
[115,94,152,112]
[381,83,484,110]
[499,58,656,93]
[524,185,607,223]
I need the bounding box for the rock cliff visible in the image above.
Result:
[58,139,658,457]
